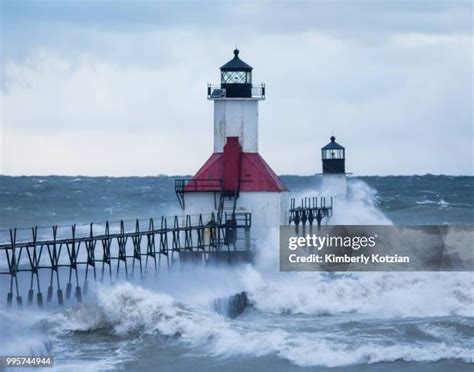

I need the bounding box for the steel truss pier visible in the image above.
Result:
[288,197,333,227]
[0,212,252,308]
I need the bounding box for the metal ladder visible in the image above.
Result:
[217,191,238,223]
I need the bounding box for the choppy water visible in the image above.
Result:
[0,175,473,371]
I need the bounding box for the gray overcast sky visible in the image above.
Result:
[0,0,472,176]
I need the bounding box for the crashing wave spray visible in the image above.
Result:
[2,178,473,369]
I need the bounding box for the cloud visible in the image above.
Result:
[0,1,472,175]
[2,49,212,133]
[390,33,472,47]
[1,130,211,176]
[2,1,471,35]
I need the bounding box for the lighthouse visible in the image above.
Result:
[321,136,348,196]
[175,49,288,234]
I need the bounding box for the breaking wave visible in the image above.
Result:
[1,177,473,368]
[242,269,474,318]
[289,179,392,225]
[36,282,474,367]
[330,179,393,225]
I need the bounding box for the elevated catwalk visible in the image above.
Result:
[0,212,252,308]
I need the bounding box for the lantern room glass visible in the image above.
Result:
[322,149,344,160]
[221,71,252,84]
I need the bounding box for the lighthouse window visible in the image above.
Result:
[322,149,344,159]
[221,71,251,84]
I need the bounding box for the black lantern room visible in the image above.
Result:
[220,49,253,98]
[322,136,345,173]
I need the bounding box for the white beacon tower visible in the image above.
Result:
[176,49,288,235]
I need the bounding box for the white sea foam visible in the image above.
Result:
[241,269,474,318]
[37,282,473,367]
[277,340,473,367]
[1,179,472,368]
[416,198,452,207]
[0,308,51,355]
[290,179,392,225]
[248,180,473,318]
[329,179,393,225]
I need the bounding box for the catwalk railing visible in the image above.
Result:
[175,178,222,209]
[0,212,252,308]
[288,197,333,227]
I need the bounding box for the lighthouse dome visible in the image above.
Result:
[322,136,345,150]
[220,49,253,71]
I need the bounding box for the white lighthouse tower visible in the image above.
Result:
[176,49,288,234]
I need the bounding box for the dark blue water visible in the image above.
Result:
[0,175,473,371]
[1,175,472,230]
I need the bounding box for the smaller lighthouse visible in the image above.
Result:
[321,136,348,196]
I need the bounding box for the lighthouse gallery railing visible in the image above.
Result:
[207,84,265,99]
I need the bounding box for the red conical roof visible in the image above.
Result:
[188,151,287,192]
